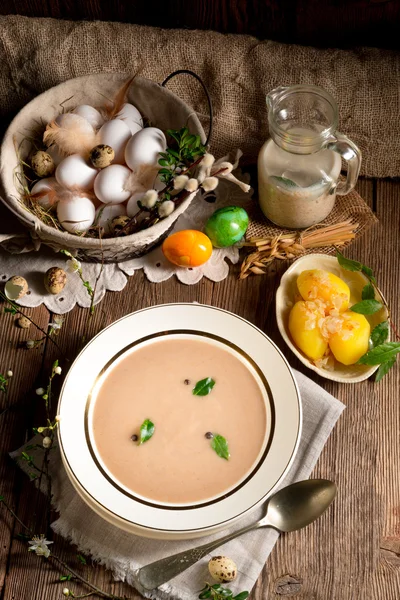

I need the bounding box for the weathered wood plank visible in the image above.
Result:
[0,304,50,596]
[3,177,400,600]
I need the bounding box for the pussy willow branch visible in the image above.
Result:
[117,155,207,237]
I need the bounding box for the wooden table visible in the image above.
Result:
[0,177,399,600]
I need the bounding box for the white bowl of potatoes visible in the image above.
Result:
[276,254,389,383]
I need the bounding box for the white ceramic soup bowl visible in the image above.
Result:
[57,303,302,540]
[276,254,388,384]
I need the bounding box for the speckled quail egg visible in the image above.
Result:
[57,195,96,233]
[124,127,167,171]
[55,155,97,191]
[208,556,237,583]
[89,144,115,169]
[115,103,143,135]
[111,215,131,235]
[98,119,132,164]
[30,177,58,210]
[44,267,67,295]
[30,150,55,177]
[17,315,31,329]
[94,164,131,204]
[4,276,29,300]
[95,203,127,235]
[72,105,104,130]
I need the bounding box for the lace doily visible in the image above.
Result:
[0,176,253,314]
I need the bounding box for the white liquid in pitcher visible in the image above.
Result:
[258,127,342,229]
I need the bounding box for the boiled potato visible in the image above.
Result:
[297,269,350,313]
[328,312,370,365]
[288,301,328,360]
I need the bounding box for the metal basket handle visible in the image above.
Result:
[161,69,213,146]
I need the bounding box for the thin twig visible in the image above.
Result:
[0,498,129,599]
[90,236,104,316]
[50,555,128,599]
[0,291,66,357]
[0,497,32,533]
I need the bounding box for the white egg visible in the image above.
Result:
[115,103,143,134]
[98,119,132,164]
[55,112,95,136]
[30,177,57,209]
[55,155,98,191]
[94,164,131,204]
[95,203,127,234]
[46,145,64,166]
[124,127,167,171]
[57,195,96,233]
[127,191,146,217]
[72,105,104,130]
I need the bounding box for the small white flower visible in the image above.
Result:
[36,387,45,396]
[158,201,175,218]
[185,178,199,193]
[54,366,62,375]
[7,370,13,378]
[28,535,53,558]
[62,588,71,597]
[211,150,251,193]
[55,415,61,422]
[140,189,158,209]
[173,174,189,191]
[66,258,81,273]
[197,153,215,183]
[48,321,62,331]
[211,160,233,175]
[26,340,35,350]
[201,177,219,192]
[200,153,215,168]
[42,436,52,449]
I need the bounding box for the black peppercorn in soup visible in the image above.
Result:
[91,337,267,504]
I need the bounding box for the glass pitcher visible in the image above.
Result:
[257,85,361,229]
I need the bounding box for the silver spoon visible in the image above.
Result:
[137,479,337,591]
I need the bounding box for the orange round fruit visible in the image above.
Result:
[162,230,213,267]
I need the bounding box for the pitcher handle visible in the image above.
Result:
[326,132,362,196]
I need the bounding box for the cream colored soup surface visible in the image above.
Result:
[91,337,267,504]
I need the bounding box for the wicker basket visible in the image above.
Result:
[0,72,208,263]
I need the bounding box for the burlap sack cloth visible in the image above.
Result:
[0,15,399,179]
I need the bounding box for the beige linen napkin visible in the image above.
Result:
[12,369,344,600]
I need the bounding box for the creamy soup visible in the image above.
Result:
[91,337,267,504]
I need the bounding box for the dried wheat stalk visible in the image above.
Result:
[239,220,358,279]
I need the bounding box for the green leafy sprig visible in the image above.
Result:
[211,434,230,460]
[199,582,249,600]
[138,418,155,445]
[193,377,216,396]
[158,127,206,185]
[336,251,400,380]
[60,250,101,316]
